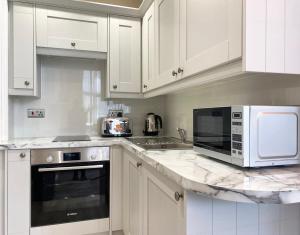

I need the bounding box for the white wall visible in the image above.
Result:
[0,151,4,235]
[165,75,300,140]
[10,56,165,138]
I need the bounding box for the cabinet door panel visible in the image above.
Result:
[180,0,242,78]
[12,3,34,90]
[109,16,141,93]
[36,7,107,52]
[7,151,30,235]
[155,0,180,86]
[143,169,184,235]
[142,3,155,92]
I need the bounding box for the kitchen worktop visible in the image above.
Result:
[1,136,300,204]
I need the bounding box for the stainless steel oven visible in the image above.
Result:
[31,147,110,227]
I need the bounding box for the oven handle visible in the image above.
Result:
[38,165,104,172]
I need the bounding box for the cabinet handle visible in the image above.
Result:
[71,42,76,47]
[143,84,148,89]
[172,70,178,77]
[178,67,184,74]
[113,85,118,89]
[24,81,30,86]
[136,162,142,168]
[19,152,26,159]
[174,192,183,201]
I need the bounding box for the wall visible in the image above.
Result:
[0,151,4,235]
[10,56,165,138]
[165,75,300,140]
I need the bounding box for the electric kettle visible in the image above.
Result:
[143,113,163,136]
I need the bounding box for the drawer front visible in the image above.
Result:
[8,150,30,162]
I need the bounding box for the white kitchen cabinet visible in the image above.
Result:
[142,166,184,235]
[142,2,156,92]
[122,150,143,235]
[111,146,123,232]
[7,150,30,235]
[109,16,141,95]
[9,2,39,97]
[179,0,242,79]
[36,6,108,52]
[155,0,180,87]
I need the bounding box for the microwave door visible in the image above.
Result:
[194,107,232,155]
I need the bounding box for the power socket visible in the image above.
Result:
[27,109,45,118]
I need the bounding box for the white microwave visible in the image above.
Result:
[193,106,300,167]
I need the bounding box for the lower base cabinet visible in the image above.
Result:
[122,149,185,235]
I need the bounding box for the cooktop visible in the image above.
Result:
[53,135,91,142]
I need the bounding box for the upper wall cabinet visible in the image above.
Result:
[9,2,40,97]
[36,6,108,52]
[109,16,141,96]
[155,0,180,87]
[179,0,242,79]
[142,2,155,92]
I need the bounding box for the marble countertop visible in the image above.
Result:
[1,136,300,204]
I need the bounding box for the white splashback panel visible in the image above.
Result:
[10,56,165,138]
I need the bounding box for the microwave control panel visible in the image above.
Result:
[231,111,243,157]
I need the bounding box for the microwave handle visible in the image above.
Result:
[38,165,103,172]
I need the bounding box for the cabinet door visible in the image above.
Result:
[111,146,123,231]
[143,168,185,235]
[36,7,107,52]
[7,150,30,235]
[109,16,141,94]
[122,151,143,235]
[180,0,242,78]
[155,0,180,86]
[12,3,34,90]
[142,2,155,92]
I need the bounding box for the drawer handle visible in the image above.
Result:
[71,42,76,47]
[174,192,183,201]
[136,162,142,168]
[24,81,30,86]
[178,67,184,74]
[143,84,148,89]
[172,70,177,77]
[19,152,26,159]
[113,85,118,89]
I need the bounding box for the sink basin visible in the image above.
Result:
[127,137,193,150]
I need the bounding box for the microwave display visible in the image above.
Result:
[193,107,231,155]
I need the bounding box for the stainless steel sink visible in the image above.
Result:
[127,137,193,150]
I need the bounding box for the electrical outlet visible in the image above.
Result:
[27,109,45,118]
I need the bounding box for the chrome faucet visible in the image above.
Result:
[177,128,186,143]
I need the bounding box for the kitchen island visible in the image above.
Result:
[1,137,300,235]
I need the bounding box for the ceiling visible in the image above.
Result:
[81,0,143,8]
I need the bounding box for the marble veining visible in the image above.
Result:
[2,137,300,204]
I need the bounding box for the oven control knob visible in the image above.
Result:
[46,155,54,163]
[90,154,97,160]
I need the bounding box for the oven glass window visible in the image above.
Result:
[31,161,109,227]
[193,107,231,155]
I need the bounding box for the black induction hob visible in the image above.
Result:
[53,135,91,142]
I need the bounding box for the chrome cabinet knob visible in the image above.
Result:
[136,162,142,168]
[178,67,184,74]
[24,81,30,86]
[71,42,76,47]
[19,152,26,159]
[172,70,178,77]
[113,85,118,89]
[174,192,183,201]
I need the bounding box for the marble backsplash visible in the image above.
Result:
[9,56,165,138]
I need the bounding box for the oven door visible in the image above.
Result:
[193,107,232,155]
[31,161,109,227]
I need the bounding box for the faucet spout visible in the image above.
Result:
[177,128,186,143]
